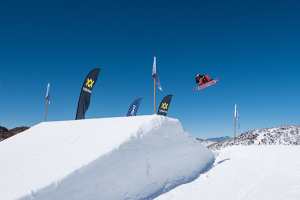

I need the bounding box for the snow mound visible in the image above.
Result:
[209,125,300,150]
[157,145,300,200]
[0,115,214,200]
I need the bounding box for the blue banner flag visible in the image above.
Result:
[127,97,143,116]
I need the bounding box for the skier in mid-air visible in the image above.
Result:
[195,73,218,90]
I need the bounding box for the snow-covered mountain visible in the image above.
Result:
[209,125,300,150]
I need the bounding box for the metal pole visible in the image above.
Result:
[44,100,49,121]
[154,78,156,113]
[44,83,50,121]
[234,104,237,142]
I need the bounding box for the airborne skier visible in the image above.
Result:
[195,73,218,90]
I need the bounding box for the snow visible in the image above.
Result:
[0,115,214,200]
[195,138,216,147]
[157,145,300,200]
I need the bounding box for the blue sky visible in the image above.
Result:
[0,0,300,138]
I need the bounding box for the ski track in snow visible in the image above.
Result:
[157,145,300,200]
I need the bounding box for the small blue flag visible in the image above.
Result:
[152,56,163,92]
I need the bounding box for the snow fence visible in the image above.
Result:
[0,115,214,200]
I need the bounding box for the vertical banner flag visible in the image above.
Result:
[44,83,51,121]
[127,97,143,116]
[152,56,163,91]
[157,94,173,116]
[75,68,100,120]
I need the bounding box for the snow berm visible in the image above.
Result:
[0,115,214,200]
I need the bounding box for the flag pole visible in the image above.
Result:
[44,99,49,121]
[154,77,156,113]
[233,104,237,142]
[44,83,50,121]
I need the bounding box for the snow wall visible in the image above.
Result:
[0,115,214,200]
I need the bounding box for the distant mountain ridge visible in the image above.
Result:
[0,126,29,141]
[206,136,231,142]
[209,125,300,150]
[196,136,231,147]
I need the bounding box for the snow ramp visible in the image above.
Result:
[0,115,214,200]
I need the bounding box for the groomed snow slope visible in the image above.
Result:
[157,146,300,200]
[0,115,214,200]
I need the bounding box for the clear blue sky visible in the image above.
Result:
[0,0,299,138]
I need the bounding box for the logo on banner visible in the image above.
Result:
[161,102,169,110]
[85,78,95,89]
